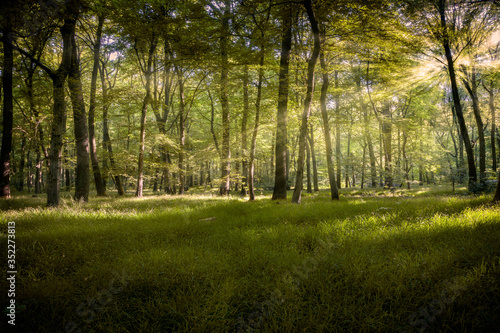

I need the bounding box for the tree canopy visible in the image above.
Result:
[1,0,500,205]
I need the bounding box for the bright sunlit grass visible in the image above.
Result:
[0,187,499,332]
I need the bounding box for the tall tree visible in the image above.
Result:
[308,124,319,192]
[12,1,79,206]
[272,3,293,200]
[483,77,497,172]
[219,0,231,196]
[0,20,14,198]
[461,65,485,182]
[100,53,125,195]
[240,64,249,195]
[176,66,186,194]
[134,34,157,197]
[318,36,339,200]
[88,14,106,196]
[68,10,91,202]
[292,0,321,204]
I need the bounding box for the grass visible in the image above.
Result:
[0,185,499,332]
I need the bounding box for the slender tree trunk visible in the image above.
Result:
[272,4,293,200]
[88,14,105,196]
[27,144,32,192]
[64,145,70,191]
[234,128,240,191]
[27,65,45,195]
[155,41,172,194]
[462,66,485,182]
[438,0,477,186]
[381,102,392,187]
[361,140,366,189]
[249,44,265,201]
[360,66,377,188]
[292,0,320,203]
[219,0,231,196]
[0,25,13,198]
[346,125,351,188]
[135,36,157,197]
[308,125,319,192]
[306,136,312,193]
[177,67,186,195]
[486,82,496,171]
[403,129,410,189]
[35,151,42,194]
[100,63,124,195]
[335,71,342,189]
[18,135,26,191]
[68,24,90,202]
[241,64,249,194]
[319,46,339,200]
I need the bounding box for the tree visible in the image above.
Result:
[68,9,91,202]
[11,0,80,206]
[0,16,14,198]
[291,0,321,204]
[272,3,293,200]
[87,13,106,196]
[219,0,232,196]
[403,0,484,187]
[318,32,339,200]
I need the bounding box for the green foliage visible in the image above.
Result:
[1,190,499,331]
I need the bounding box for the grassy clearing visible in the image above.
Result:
[1,186,499,332]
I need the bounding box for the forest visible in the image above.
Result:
[1,0,500,332]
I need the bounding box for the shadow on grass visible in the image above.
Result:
[1,194,498,332]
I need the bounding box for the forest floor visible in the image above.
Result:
[1,185,499,332]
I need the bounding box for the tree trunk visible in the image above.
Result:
[27,143,32,192]
[18,135,26,191]
[381,102,392,187]
[27,62,46,195]
[64,145,70,191]
[360,65,377,188]
[308,124,319,192]
[241,64,249,195]
[438,0,477,186]
[35,151,42,194]
[346,124,351,188]
[47,75,67,206]
[177,67,186,195]
[0,25,13,198]
[219,0,231,196]
[306,136,312,193]
[135,36,157,197]
[462,66,485,182]
[272,4,293,200]
[361,140,366,189]
[68,23,90,202]
[154,41,172,194]
[100,61,124,195]
[319,47,339,200]
[249,44,265,201]
[46,16,74,207]
[335,70,342,189]
[403,129,410,189]
[88,14,106,196]
[486,81,496,171]
[291,0,320,204]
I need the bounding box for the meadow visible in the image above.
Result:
[1,186,499,332]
